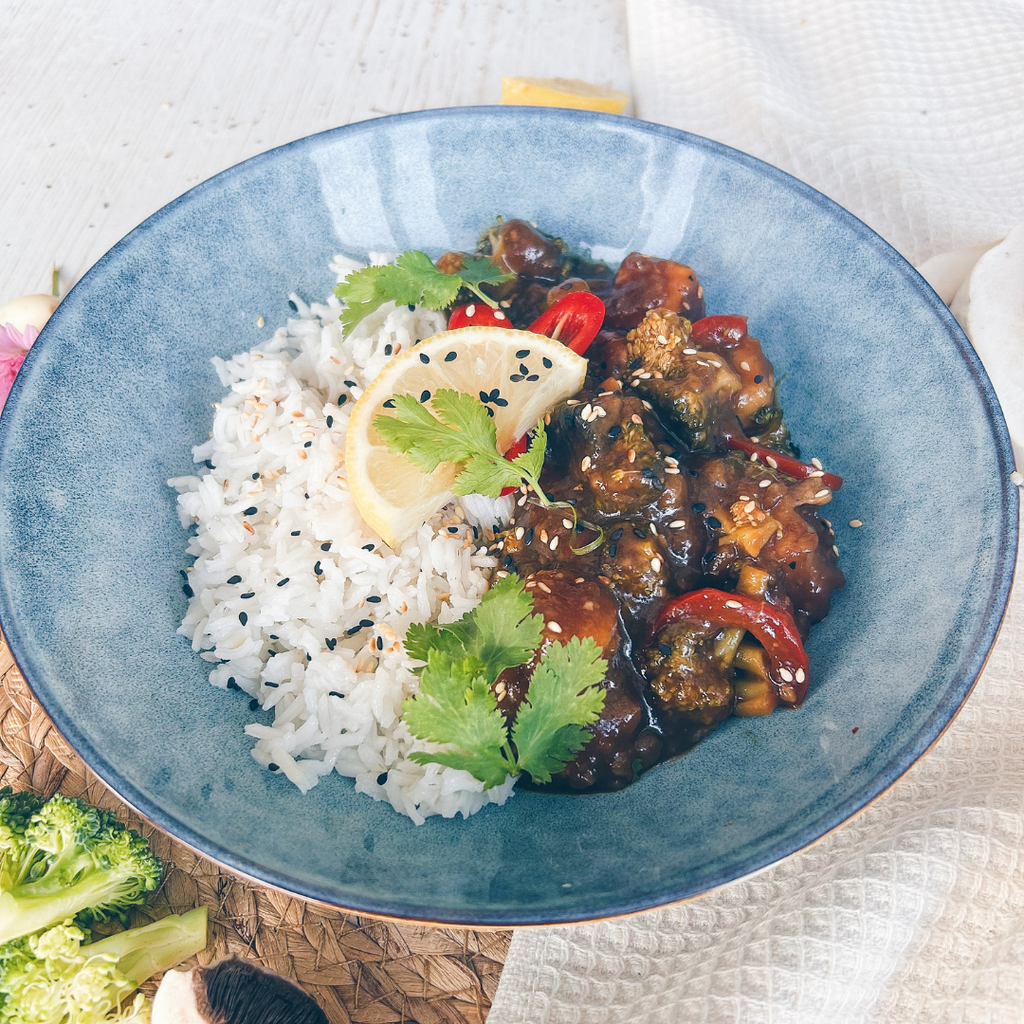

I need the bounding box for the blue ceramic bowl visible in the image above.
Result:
[0,108,1016,925]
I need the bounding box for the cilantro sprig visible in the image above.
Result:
[374,389,604,554]
[334,250,514,332]
[402,575,607,788]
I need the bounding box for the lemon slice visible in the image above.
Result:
[501,76,630,114]
[346,326,588,547]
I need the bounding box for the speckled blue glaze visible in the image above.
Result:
[0,108,1016,926]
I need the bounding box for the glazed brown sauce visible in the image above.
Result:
[455,220,845,791]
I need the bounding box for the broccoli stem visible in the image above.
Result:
[0,862,155,945]
[84,906,208,987]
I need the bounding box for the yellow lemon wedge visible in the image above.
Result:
[501,76,630,114]
[345,326,588,548]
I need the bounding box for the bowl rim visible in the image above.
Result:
[0,105,1018,926]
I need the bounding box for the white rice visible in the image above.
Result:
[169,259,516,823]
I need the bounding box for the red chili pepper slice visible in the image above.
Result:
[689,315,748,345]
[726,436,843,491]
[447,303,513,330]
[652,588,810,705]
[528,292,605,355]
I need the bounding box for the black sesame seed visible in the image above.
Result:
[277,578,289,586]
[241,592,255,599]
[525,528,534,545]
[243,506,258,515]
[366,595,381,603]
[270,634,279,639]
[227,677,238,689]
[754,374,764,383]
[338,394,348,406]
[326,416,334,427]
[320,542,331,551]
[291,530,301,536]
[306,653,311,661]
[790,561,798,569]
[239,612,248,625]
[545,491,555,502]
[384,344,393,356]
[267,650,277,657]
[182,583,194,598]
[419,352,430,364]
[303,440,312,448]
[346,625,362,636]
[516,349,530,358]
[252,472,260,479]
[542,357,552,368]
[420,390,430,403]
[503,554,515,568]
[629,357,643,370]
[325,637,337,650]
[479,390,490,403]
[264,681,279,687]
[692,502,706,512]
[641,468,657,479]
[179,569,189,579]
[382,398,396,410]
[519,362,529,375]
[608,543,618,557]
[204,459,215,469]
[249,697,260,711]
[509,373,524,382]
[659,643,672,656]
[445,351,457,362]
[447,525,459,533]
[376,636,383,650]
[344,379,357,388]
[360,618,374,628]
[288,299,298,311]
[268,763,280,772]
[707,516,722,529]
[526,374,539,381]
[485,406,494,417]
[633,528,647,539]
[407,303,416,311]
[608,424,622,438]
[314,561,322,575]
[376,772,389,785]
[611,527,624,541]
[494,397,508,407]
[362,543,375,551]
[329,690,344,698]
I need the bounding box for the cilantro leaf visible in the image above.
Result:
[511,636,607,784]
[374,393,474,472]
[404,574,544,683]
[333,250,514,332]
[509,419,547,483]
[404,652,516,789]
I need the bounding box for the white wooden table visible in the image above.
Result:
[1,0,630,301]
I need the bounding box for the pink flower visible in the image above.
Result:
[0,322,39,412]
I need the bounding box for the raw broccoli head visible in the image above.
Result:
[0,791,162,944]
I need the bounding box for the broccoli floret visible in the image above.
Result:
[0,790,162,945]
[0,907,207,1023]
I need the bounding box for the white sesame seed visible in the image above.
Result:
[650,557,662,572]
[650,523,658,534]
[537,582,552,594]
[581,404,593,419]
[465,304,476,317]
[779,667,794,682]
[833,544,840,556]
[811,457,823,469]
[665,467,680,474]
[750,452,759,462]
[639,372,652,379]
[575,577,586,583]
[696,359,709,367]
[744,501,756,512]
[495,570,509,578]
[581,456,592,472]
[683,348,697,355]
[540,529,548,543]
[500,299,511,308]
[740,361,750,371]
[759,479,771,488]
[562,518,573,530]
[808,470,825,478]
[493,310,506,321]
[850,519,863,528]
[795,668,806,683]
[628,449,636,463]
[669,520,685,528]
[566,399,580,406]
[665,456,679,466]
[515,527,525,540]
[550,536,559,551]
[766,456,778,469]
[725,600,742,609]
[642,400,652,410]
[517,494,528,506]
[595,406,607,417]
[815,488,830,499]
[547,621,563,633]
[631,414,643,424]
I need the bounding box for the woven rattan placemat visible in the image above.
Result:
[0,631,509,1023]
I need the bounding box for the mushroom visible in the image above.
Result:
[152,956,328,1024]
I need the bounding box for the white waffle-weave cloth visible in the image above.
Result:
[487,3,1023,1021]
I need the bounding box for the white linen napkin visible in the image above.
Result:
[488,3,1023,1021]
